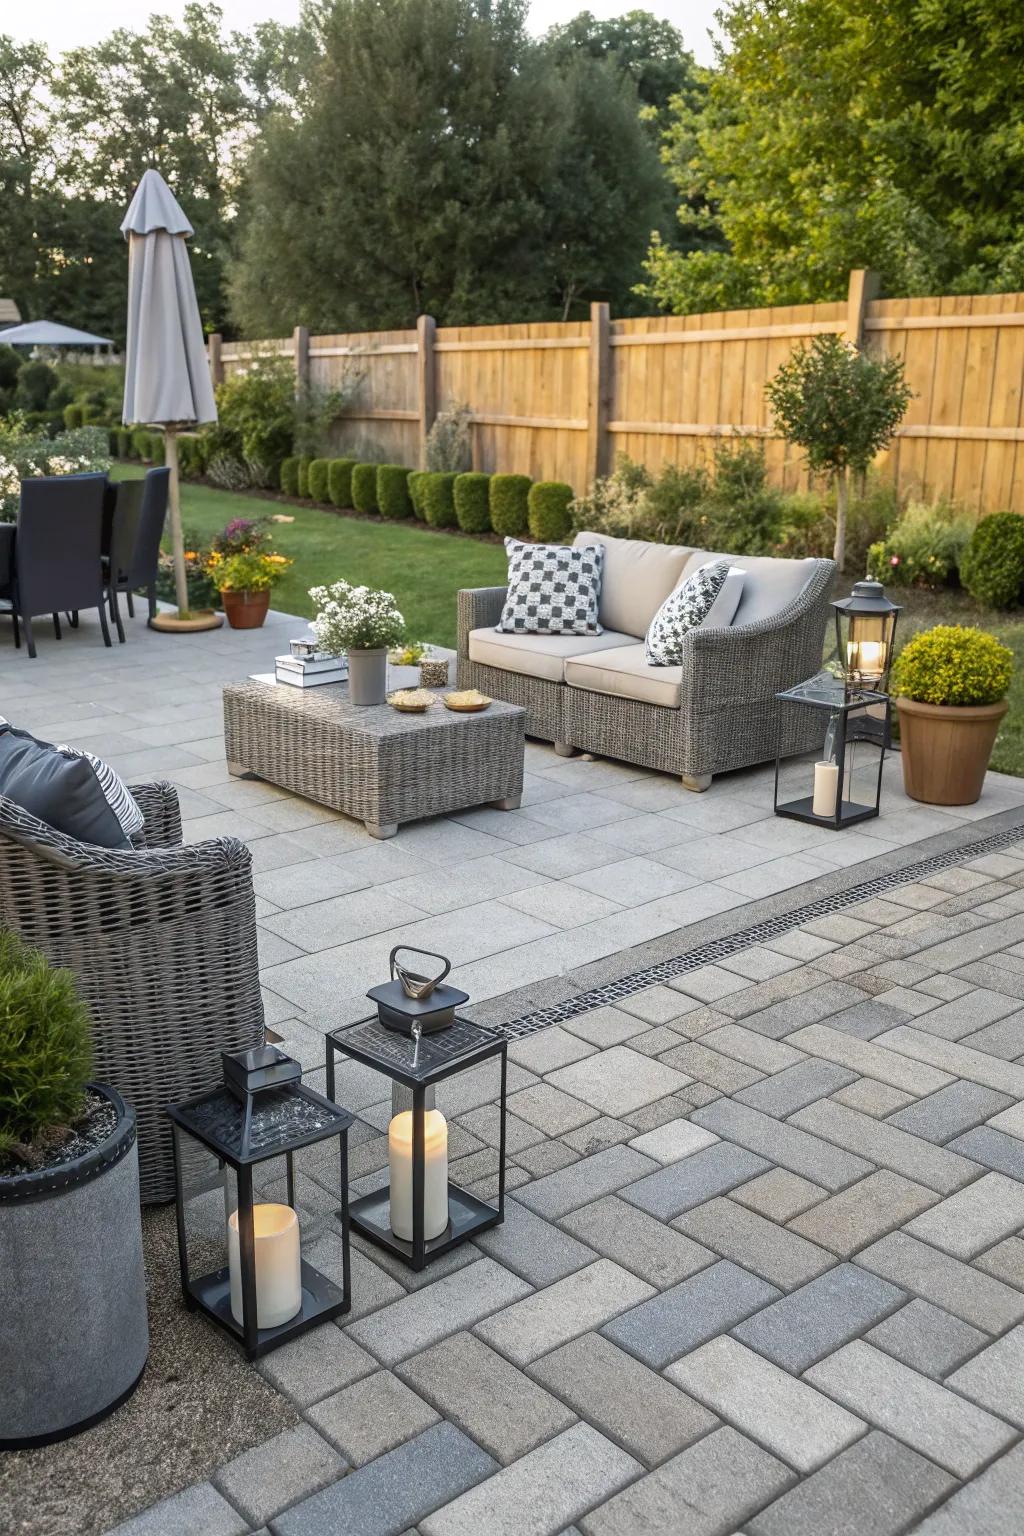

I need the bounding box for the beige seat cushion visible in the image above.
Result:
[468,626,634,685]
[573,531,693,638]
[565,643,683,708]
[678,550,817,626]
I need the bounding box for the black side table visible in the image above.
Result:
[326,1015,507,1272]
[775,670,889,829]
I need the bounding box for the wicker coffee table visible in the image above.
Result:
[222,679,526,839]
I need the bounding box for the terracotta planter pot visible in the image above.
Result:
[896,695,1009,806]
[222,588,271,629]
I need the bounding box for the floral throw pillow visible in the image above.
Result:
[496,538,604,635]
[644,560,730,665]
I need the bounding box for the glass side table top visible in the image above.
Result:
[777,668,889,711]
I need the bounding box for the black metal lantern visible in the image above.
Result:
[167,1046,352,1359]
[326,953,506,1272]
[774,673,888,829]
[833,579,901,692]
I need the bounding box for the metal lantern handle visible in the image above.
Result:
[389,946,452,1001]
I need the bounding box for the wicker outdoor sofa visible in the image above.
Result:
[0,780,264,1202]
[458,532,836,788]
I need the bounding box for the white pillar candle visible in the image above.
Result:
[389,1109,449,1242]
[812,760,839,817]
[228,1202,302,1330]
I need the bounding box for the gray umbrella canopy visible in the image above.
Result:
[0,320,114,347]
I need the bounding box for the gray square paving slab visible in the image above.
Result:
[732,1262,905,1372]
[831,1078,917,1118]
[213,1425,345,1527]
[911,1443,1024,1535]
[305,1370,439,1466]
[976,1233,1024,1287]
[104,1484,249,1536]
[601,1259,781,1369]
[257,1323,377,1408]
[866,1297,989,1380]
[474,1258,654,1365]
[473,1198,597,1285]
[626,1118,718,1163]
[731,1169,826,1223]
[906,1171,1024,1259]
[544,1046,692,1115]
[948,1326,1024,1429]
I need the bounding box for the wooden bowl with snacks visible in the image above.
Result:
[443,689,492,713]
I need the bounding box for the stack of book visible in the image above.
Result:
[274,650,348,688]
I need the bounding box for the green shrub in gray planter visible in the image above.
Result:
[352,462,380,513]
[0,933,148,1446]
[489,473,531,537]
[377,464,413,519]
[408,470,428,520]
[454,472,492,533]
[280,456,300,496]
[308,457,331,502]
[328,457,355,508]
[422,471,459,528]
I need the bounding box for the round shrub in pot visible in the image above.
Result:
[0,933,148,1447]
[454,472,492,533]
[352,462,380,514]
[422,471,458,528]
[377,464,413,519]
[959,512,1024,610]
[328,457,355,508]
[489,473,531,537]
[308,457,331,502]
[893,625,1013,806]
[528,480,574,542]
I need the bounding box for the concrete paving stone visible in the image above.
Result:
[567,853,698,907]
[810,944,892,981]
[918,971,976,999]
[791,1098,982,1195]
[305,1238,407,1323]
[906,1171,1024,1260]
[623,1091,708,1133]
[105,1483,249,1536]
[624,1025,688,1057]
[560,1194,715,1290]
[545,1046,692,1116]
[879,1024,1024,1098]
[553,1116,629,1157]
[736,1060,857,1118]
[613,984,700,1025]
[744,1429,956,1536]
[347,1258,532,1367]
[949,1325,1024,1428]
[671,964,755,1003]
[871,985,943,1017]
[866,1297,989,1380]
[601,1259,781,1370]
[958,1013,1024,1059]
[474,1198,597,1286]
[506,1084,598,1136]
[730,981,869,1039]
[578,1425,794,1536]
[986,1100,1024,1140]
[830,1078,916,1118]
[305,1369,439,1466]
[474,1258,654,1365]
[628,1118,720,1163]
[786,1023,954,1096]
[560,1005,650,1047]
[622,1141,770,1221]
[678,1080,724,1109]
[949,1125,1024,1179]
[419,1422,642,1536]
[668,1336,866,1473]
[395,1331,576,1465]
[732,1261,904,1372]
[272,1421,498,1536]
[348,1231,476,1297]
[659,1040,765,1094]
[213,1425,346,1526]
[889,1081,1013,1144]
[507,1026,596,1074]
[856,1231,1024,1334]
[805,1339,1016,1478]
[699,1025,806,1074]
[257,1322,378,1408]
[515,1140,579,1178]
[713,973,853,1029]
[515,1145,658,1220]
[976,1234,1024,1288]
[910,1443,1024,1536]
[765,930,838,960]
[691,1099,873,1192]
[907,989,1021,1041]
[528,1331,717,1468]
[675,1197,836,1290]
[802,914,878,943]
[911,913,1024,974]
[719,946,803,981]
[788,1169,938,1257]
[731,1169,826,1223]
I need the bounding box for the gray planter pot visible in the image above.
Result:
[348,647,388,706]
[0,1083,149,1447]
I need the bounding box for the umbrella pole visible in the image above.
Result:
[164,425,189,613]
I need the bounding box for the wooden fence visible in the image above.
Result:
[212,271,1024,514]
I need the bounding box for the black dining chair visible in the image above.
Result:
[108,467,170,630]
[9,473,110,658]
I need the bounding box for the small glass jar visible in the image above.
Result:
[419,658,449,690]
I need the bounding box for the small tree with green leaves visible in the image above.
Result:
[765,335,912,569]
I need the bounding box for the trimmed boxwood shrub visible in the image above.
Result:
[116,428,133,459]
[454,472,492,533]
[489,473,531,537]
[422,471,459,529]
[378,464,413,519]
[960,512,1024,610]
[62,402,85,430]
[528,480,574,542]
[280,456,300,496]
[892,625,1013,707]
[296,456,313,498]
[352,462,379,514]
[328,457,355,508]
[408,470,428,520]
[150,433,165,466]
[308,458,331,502]
[132,429,153,461]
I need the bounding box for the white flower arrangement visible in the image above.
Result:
[309,579,405,653]
[0,427,109,522]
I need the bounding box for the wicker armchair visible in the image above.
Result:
[0,781,264,1202]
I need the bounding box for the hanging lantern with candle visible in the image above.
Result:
[167,1045,352,1359]
[326,948,508,1272]
[833,579,901,692]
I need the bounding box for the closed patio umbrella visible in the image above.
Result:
[121,169,218,625]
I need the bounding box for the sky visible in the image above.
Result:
[3,0,723,64]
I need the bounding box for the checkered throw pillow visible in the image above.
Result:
[645,560,730,665]
[496,538,604,635]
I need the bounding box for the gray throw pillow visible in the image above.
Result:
[645,560,730,665]
[496,538,604,636]
[0,720,143,849]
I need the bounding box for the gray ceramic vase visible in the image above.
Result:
[348,647,388,706]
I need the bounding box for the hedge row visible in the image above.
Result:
[274,455,573,540]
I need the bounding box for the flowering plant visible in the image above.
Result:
[0,425,109,522]
[309,579,405,652]
[213,549,292,592]
[210,516,271,557]
[155,529,220,609]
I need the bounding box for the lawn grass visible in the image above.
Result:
[113,467,507,649]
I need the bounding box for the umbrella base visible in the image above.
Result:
[149,610,224,634]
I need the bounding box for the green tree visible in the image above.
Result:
[642,0,1024,313]
[765,335,912,568]
[0,35,55,321]
[544,9,697,131]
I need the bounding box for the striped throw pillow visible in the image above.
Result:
[57,746,145,841]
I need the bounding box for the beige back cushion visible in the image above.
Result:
[679,551,818,626]
[573,531,693,638]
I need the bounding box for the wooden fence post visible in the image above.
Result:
[846,269,880,348]
[417,314,437,468]
[586,301,611,486]
[293,324,310,394]
[208,332,224,387]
